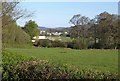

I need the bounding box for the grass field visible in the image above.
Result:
[47,36,72,42]
[5,48,118,73]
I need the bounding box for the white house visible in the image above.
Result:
[32,40,36,43]
[32,36,46,43]
[52,32,62,36]
[40,31,46,34]
[64,32,68,34]
[33,36,46,40]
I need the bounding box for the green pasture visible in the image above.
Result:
[5,48,118,73]
[47,36,72,42]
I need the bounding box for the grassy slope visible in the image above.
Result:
[5,48,118,73]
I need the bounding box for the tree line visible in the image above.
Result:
[69,12,119,49]
[2,2,119,49]
[35,12,119,49]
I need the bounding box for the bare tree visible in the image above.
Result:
[69,14,81,38]
[89,18,98,44]
[1,2,33,28]
[69,14,81,26]
[69,14,90,43]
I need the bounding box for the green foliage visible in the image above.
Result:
[15,60,71,79]
[23,20,39,39]
[70,12,119,49]
[73,38,87,49]
[2,50,118,80]
[51,40,67,48]
[37,39,67,48]
[2,15,31,48]
[88,12,119,49]
[67,38,87,49]
[37,39,51,47]
[2,50,34,81]
[14,27,31,45]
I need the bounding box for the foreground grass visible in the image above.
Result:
[5,48,118,73]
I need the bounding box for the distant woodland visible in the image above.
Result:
[2,2,119,49]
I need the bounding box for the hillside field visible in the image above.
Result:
[5,48,118,73]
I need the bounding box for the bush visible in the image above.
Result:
[51,41,67,48]
[2,50,72,80]
[38,39,51,47]
[67,38,87,49]
[67,42,74,49]
[37,40,67,48]
[15,60,71,80]
[88,43,103,49]
[2,50,34,81]
[35,39,89,49]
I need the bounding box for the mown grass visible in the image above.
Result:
[5,48,118,73]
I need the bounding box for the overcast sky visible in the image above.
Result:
[17,2,118,28]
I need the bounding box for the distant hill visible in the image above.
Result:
[38,27,50,31]
[54,27,66,30]
[38,26,71,32]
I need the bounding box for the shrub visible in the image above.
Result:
[38,39,51,47]
[67,38,87,49]
[15,60,71,80]
[37,40,67,48]
[51,41,67,48]
[67,42,74,49]
[88,43,103,49]
[2,50,34,81]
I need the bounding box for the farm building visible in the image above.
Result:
[32,36,46,43]
[33,36,46,40]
